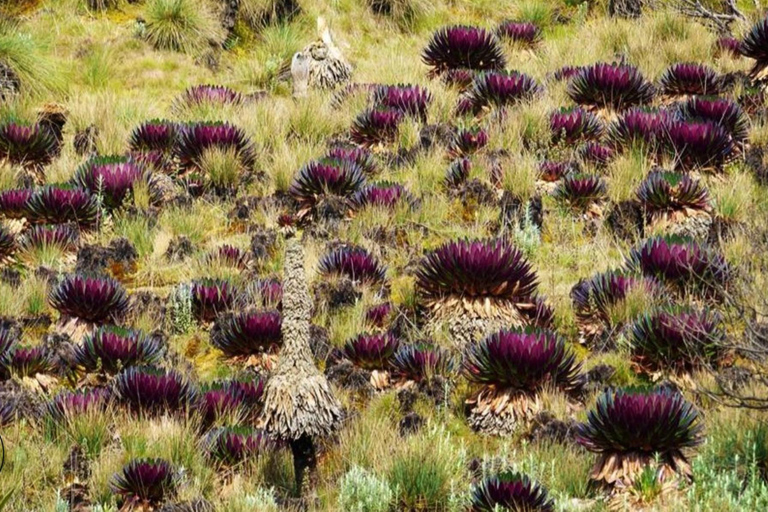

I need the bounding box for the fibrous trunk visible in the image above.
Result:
[290,434,317,496]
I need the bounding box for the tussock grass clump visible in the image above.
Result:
[240,0,301,29]
[86,0,121,11]
[0,20,64,98]
[387,427,466,510]
[197,146,245,192]
[143,0,225,54]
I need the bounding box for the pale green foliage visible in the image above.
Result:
[687,445,768,510]
[168,283,194,333]
[241,487,280,510]
[338,466,394,512]
[512,203,542,256]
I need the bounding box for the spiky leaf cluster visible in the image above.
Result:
[465,71,540,113]
[9,346,52,376]
[198,378,265,426]
[318,247,387,285]
[664,120,733,171]
[567,63,655,110]
[449,126,489,156]
[49,274,129,323]
[625,236,730,293]
[470,471,554,512]
[75,326,161,375]
[571,270,660,328]
[553,174,607,209]
[716,37,741,57]
[576,387,703,455]
[46,388,111,424]
[578,143,615,168]
[73,156,146,209]
[372,84,432,122]
[206,244,251,270]
[191,279,237,322]
[0,226,14,259]
[114,366,194,415]
[210,310,282,357]
[551,65,583,82]
[24,186,99,227]
[0,402,12,426]
[177,85,243,107]
[205,426,273,464]
[629,306,724,371]
[676,97,750,144]
[350,108,403,147]
[326,146,377,175]
[0,188,33,219]
[442,68,477,89]
[128,119,178,153]
[463,328,580,392]
[636,171,710,214]
[342,332,400,370]
[198,383,247,426]
[416,238,538,306]
[739,16,768,78]
[659,63,723,96]
[538,160,574,182]
[497,21,541,46]
[391,344,455,382]
[445,158,471,187]
[175,122,256,171]
[607,108,670,152]
[110,458,176,504]
[290,159,366,210]
[351,182,411,209]
[422,25,507,75]
[0,121,57,167]
[365,302,394,328]
[18,224,79,252]
[550,107,604,145]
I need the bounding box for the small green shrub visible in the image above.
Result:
[338,466,393,512]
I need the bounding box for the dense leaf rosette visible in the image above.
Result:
[49,274,129,323]
[629,306,724,371]
[318,247,387,285]
[110,458,176,504]
[391,344,455,382]
[75,325,161,375]
[567,63,655,110]
[463,328,580,392]
[210,309,282,357]
[0,121,57,168]
[350,108,403,147]
[659,63,723,96]
[636,171,710,215]
[114,366,195,415]
[342,332,400,370]
[422,25,506,75]
[416,238,539,319]
[24,186,99,227]
[663,120,733,171]
[625,236,730,293]
[470,471,554,512]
